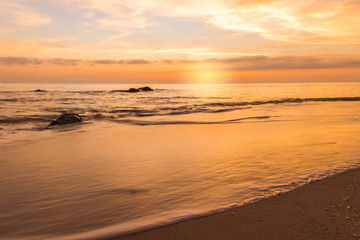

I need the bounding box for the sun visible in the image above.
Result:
[182,63,225,84]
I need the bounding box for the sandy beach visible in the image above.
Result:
[116,168,360,240]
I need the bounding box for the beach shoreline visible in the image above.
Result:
[2,87,360,239]
[114,168,360,240]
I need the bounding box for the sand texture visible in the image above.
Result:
[116,168,360,240]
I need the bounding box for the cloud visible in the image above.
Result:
[47,58,82,66]
[204,56,268,63]
[162,59,198,64]
[93,60,119,64]
[93,59,151,64]
[0,2,51,27]
[0,57,151,65]
[67,0,147,35]
[2,0,357,61]
[2,55,360,70]
[170,0,360,44]
[0,57,43,65]
[162,59,174,64]
[207,55,360,70]
[0,57,81,65]
[125,59,151,64]
[66,0,360,44]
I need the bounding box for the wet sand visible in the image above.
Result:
[115,168,360,240]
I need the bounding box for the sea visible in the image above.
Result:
[1,82,360,239]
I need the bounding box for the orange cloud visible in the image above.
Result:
[2,56,360,71]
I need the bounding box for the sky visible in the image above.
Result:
[1,0,360,83]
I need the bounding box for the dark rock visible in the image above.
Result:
[111,87,154,93]
[139,86,153,91]
[48,113,83,127]
[128,88,140,93]
[34,89,45,92]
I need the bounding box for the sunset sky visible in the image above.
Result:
[1,0,360,83]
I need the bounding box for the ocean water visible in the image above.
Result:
[1,82,360,239]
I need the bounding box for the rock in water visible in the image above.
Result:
[111,87,154,93]
[128,88,140,93]
[139,86,153,91]
[48,113,83,127]
[34,89,45,92]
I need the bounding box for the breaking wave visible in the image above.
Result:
[1,96,360,128]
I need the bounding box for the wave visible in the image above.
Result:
[0,114,274,128]
[0,98,19,102]
[90,188,149,196]
[2,96,360,127]
[0,116,54,124]
[0,98,52,103]
[202,97,360,108]
[111,116,274,126]
[104,106,252,118]
[104,96,360,118]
